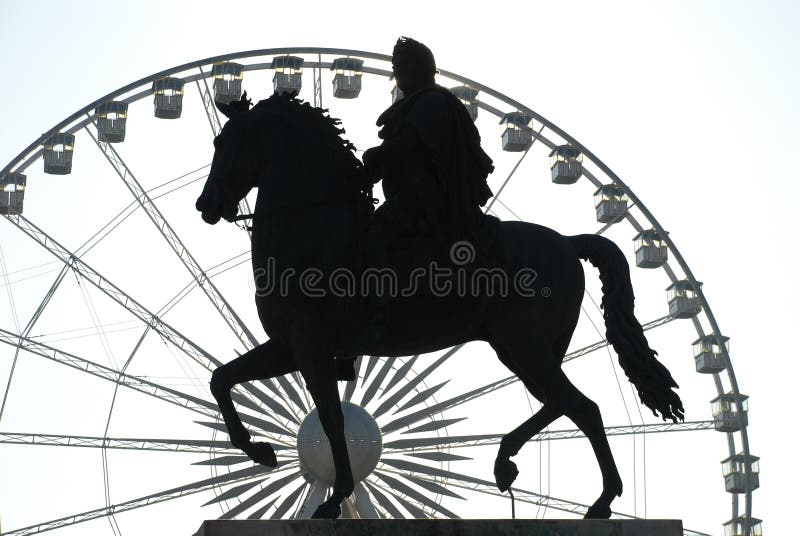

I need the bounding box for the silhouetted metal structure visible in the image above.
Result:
[212,62,244,104]
[666,280,703,318]
[549,144,583,184]
[449,85,479,121]
[42,133,74,175]
[272,56,304,95]
[153,77,184,119]
[594,184,628,223]
[331,58,363,99]
[499,111,533,152]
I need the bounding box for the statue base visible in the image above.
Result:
[195,519,683,536]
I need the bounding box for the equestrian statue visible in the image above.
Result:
[195,37,684,520]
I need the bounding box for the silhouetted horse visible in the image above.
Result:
[195,92,684,519]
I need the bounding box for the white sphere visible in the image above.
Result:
[296,401,382,485]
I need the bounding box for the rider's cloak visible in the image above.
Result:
[376,85,495,243]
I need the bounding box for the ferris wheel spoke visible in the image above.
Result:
[195,69,223,136]
[563,314,675,364]
[270,481,308,519]
[396,471,466,500]
[362,480,406,518]
[379,375,517,435]
[245,380,301,425]
[274,374,308,415]
[0,265,69,423]
[342,355,363,402]
[0,431,238,454]
[247,497,280,520]
[193,418,292,444]
[360,355,381,385]
[395,380,450,415]
[373,471,459,519]
[359,357,394,408]
[217,470,302,519]
[2,214,221,371]
[371,345,464,419]
[383,421,715,453]
[402,416,466,435]
[404,450,472,462]
[378,462,609,519]
[381,355,419,396]
[0,327,294,445]
[84,124,258,352]
[0,327,217,415]
[0,462,280,535]
[202,477,267,506]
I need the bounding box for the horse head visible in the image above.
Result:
[196,92,260,225]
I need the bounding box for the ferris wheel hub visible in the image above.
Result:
[296,401,382,485]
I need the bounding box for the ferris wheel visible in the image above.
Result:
[0,47,758,536]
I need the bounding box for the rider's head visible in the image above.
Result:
[392,37,437,94]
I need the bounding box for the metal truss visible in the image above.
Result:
[0,327,292,440]
[84,123,257,351]
[2,463,297,535]
[563,314,676,364]
[2,213,219,371]
[383,420,715,452]
[0,432,238,455]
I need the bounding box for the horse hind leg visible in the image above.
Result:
[491,347,622,519]
[547,368,623,519]
[210,339,297,467]
[494,390,561,493]
[490,344,563,493]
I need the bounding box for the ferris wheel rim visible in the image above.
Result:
[0,46,752,533]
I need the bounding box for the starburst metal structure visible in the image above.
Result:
[0,48,756,536]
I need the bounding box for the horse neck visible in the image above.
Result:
[253,123,352,217]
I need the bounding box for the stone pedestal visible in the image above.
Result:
[195,519,683,536]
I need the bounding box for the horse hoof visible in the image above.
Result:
[245,442,277,467]
[584,503,612,519]
[311,500,341,519]
[493,457,519,492]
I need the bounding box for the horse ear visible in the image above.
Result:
[215,92,253,119]
[215,101,234,119]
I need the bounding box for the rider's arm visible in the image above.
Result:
[363,126,420,170]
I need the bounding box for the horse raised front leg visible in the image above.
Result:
[210,339,296,467]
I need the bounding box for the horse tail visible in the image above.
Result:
[569,234,685,423]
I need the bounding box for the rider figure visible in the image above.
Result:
[361,37,496,342]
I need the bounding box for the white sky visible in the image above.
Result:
[0,1,798,534]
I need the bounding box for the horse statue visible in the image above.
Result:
[195,91,684,520]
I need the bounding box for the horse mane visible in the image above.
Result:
[251,92,361,178]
